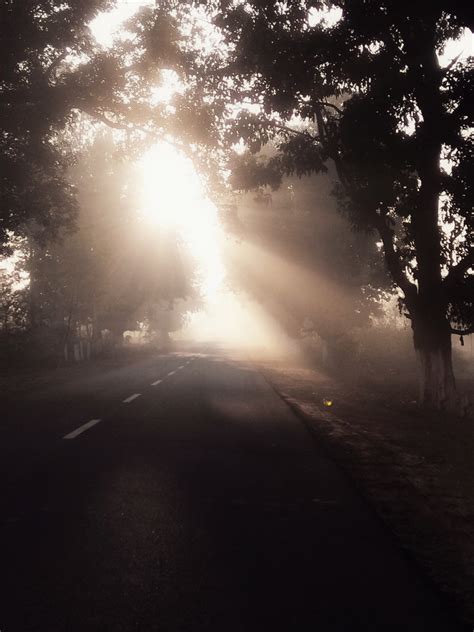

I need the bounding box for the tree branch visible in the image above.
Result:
[267,119,319,141]
[78,106,197,163]
[80,107,133,130]
[444,250,474,288]
[314,100,343,115]
[314,104,327,144]
[311,107,418,308]
[45,50,69,82]
[442,51,463,74]
[450,325,474,336]
[373,213,418,306]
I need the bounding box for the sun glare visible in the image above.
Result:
[438,27,473,67]
[0,249,29,291]
[89,0,154,47]
[139,143,225,299]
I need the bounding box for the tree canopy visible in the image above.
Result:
[158,0,473,406]
[0,1,182,246]
[1,1,472,405]
[1,1,106,245]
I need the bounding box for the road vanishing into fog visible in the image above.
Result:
[0,347,465,631]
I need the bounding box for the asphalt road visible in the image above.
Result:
[0,348,465,631]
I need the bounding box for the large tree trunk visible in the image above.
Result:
[413,315,456,409]
[405,20,458,410]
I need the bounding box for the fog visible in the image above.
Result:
[1,131,472,401]
[1,1,472,406]
[2,3,474,628]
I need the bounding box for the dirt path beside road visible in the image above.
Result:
[258,361,474,626]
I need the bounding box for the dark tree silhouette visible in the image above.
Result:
[2,1,472,405]
[0,1,117,247]
[167,0,473,408]
[0,1,175,248]
[38,134,198,357]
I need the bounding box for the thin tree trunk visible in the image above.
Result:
[57,280,79,367]
[28,243,38,330]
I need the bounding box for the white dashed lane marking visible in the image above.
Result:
[62,359,196,440]
[63,419,101,440]
[123,393,141,404]
[152,359,190,386]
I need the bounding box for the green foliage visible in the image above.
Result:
[2,0,472,391]
[0,268,27,333]
[226,170,388,348]
[165,1,473,344]
[0,0,113,247]
[1,132,200,363]
[57,133,199,340]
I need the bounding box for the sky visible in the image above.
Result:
[90,0,155,47]
[90,1,473,66]
[139,143,225,300]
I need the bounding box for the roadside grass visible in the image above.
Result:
[258,360,474,626]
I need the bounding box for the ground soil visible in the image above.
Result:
[257,359,474,625]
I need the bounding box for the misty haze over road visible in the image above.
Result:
[1,1,473,628]
[0,347,461,631]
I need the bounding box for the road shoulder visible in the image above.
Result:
[257,360,474,627]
